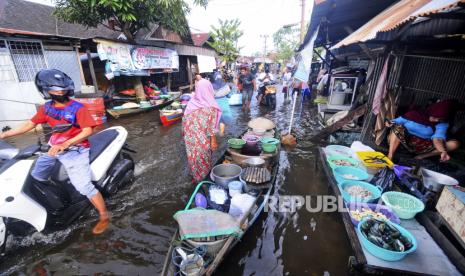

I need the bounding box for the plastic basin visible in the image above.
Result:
[326,155,359,169]
[262,143,277,153]
[228,138,245,149]
[347,202,400,227]
[333,166,369,183]
[243,134,260,146]
[325,145,353,157]
[358,218,417,261]
[260,137,280,146]
[340,180,382,203]
[381,192,425,219]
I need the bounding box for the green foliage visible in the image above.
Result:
[207,19,243,63]
[54,0,208,42]
[272,25,300,64]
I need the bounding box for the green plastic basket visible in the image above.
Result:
[381,192,425,219]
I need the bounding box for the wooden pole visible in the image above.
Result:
[310,104,367,143]
[86,50,98,93]
[75,47,86,85]
[167,73,172,91]
[187,57,193,88]
[134,76,146,102]
[300,0,306,44]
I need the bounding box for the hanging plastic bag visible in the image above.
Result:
[369,167,396,193]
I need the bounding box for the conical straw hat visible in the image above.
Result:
[248,117,276,130]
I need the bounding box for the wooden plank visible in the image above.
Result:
[318,147,367,264]
[160,229,178,276]
[310,104,367,143]
[86,49,98,93]
[417,212,465,274]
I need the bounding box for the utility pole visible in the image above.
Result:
[260,34,269,64]
[300,0,306,44]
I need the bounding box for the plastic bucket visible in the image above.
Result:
[329,93,345,105]
[228,181,243,197]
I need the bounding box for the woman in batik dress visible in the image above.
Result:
[182,77,222,182]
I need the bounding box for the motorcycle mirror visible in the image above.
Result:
[52,124,73,133]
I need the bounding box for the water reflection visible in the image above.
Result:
[1,91,352,275]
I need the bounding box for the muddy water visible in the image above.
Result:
[0,91,352,275]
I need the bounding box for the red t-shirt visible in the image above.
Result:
[31,100,97,147]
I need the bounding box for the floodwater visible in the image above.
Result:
[0,90,352,275]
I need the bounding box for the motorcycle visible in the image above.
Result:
[258,80,277,108]
[0,125,135,256]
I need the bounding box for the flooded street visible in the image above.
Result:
[1,91,352,275]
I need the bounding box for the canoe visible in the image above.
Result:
[106,92,181,119]
[161,129,280,276]
[160,108,183,126]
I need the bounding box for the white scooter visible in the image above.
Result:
[0,125,135,256]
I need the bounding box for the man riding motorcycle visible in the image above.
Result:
[257,69,275,106]
[0,69,109,235]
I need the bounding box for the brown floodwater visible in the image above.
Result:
[0,90,352,275]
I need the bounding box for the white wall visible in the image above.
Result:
[0,46,81,130]
[0,82,44,130]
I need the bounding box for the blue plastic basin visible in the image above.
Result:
[357,218,417,261]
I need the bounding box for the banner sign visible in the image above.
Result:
[293,25,319,83]
[131,46,179,70]
[95,39,179,78]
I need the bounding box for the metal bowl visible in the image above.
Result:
[243,157,266,167]
[210,164,242,187]
[421,168,458,192]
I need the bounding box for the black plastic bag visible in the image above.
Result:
[370,167,396,193]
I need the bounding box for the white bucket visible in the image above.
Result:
[228,181,243,197]
[330,93,346,105]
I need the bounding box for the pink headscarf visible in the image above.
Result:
[184,78,222,129]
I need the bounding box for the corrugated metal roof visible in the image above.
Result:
[0,27,80,41]
[332,0,465,49]
[191,33,210,47]
[299,0,397,50]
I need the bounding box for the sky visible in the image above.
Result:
[26,0,313,55]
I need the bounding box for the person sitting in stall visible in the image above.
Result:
[182,75,222,183]
[386,99,460,162]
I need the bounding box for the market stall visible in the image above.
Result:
[83,38,182,118]
[317,146,462,275]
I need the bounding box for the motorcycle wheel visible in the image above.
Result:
[104,158,135,196]
[0,227,6,257]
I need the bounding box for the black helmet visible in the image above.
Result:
[35,69,75,99]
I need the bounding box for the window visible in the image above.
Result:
[7,40,47,82]
[0,40,16,82]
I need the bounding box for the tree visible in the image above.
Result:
[207,19,243,65]
[252,51,262,58]
[54,0,208,42]
[273,25,300,65]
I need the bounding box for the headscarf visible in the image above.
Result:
[426,100,455,120]
[184,78,222,129]
[403,100,455,126]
